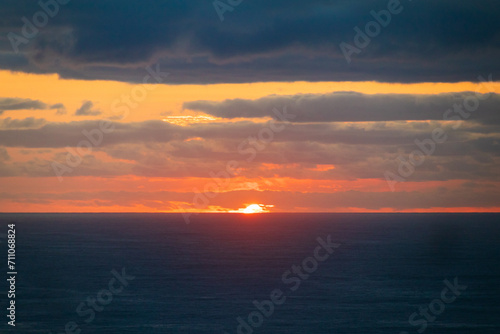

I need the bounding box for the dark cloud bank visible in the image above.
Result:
[0,0,499,83]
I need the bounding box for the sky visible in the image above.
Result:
[0,0,499,213]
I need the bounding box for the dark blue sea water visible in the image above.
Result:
[1,213,499,334]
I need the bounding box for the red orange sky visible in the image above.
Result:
[0,70,499,213]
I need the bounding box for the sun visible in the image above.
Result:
[242,204,265,214]
[230,203,274,214]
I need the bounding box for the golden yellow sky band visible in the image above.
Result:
[2,70,499,124]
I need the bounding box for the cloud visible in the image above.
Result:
[0,118,498,182]
[0,98,66,115]
[0,0,499,83]
[184,92,500,124]
[74,101,101,116]
[0,98,48,114]
[0,120,181,148]
[0,119,498,149]
[52,103,67,115]
[0,117,46,129]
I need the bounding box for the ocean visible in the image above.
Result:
[1,213,499,333]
